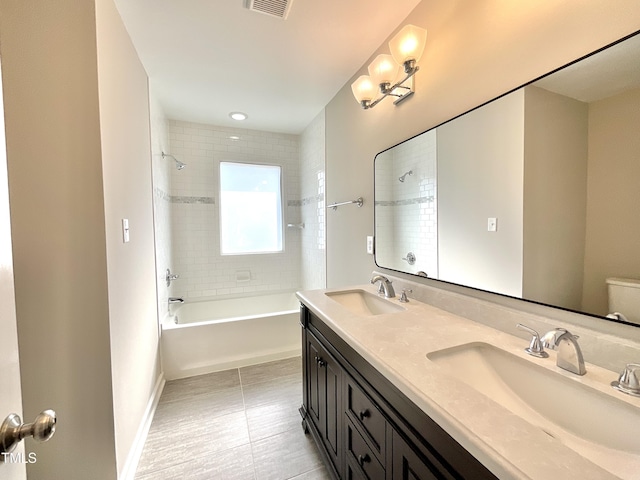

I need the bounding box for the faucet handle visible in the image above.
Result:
[540,328,570,349]
[399,289,412,303]
[517,324,549,358]
[611,363,640,397]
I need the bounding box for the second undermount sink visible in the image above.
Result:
[325,289,405,316]
[427,342,640,477]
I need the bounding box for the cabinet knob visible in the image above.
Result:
[358,453,370,466]
[358,409,370,421]
[317,358,326,367]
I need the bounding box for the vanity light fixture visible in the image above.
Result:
[351,24,427,109]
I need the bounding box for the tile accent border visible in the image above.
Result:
[157,188,325,208]
[375,195,435,207]
[153,188,216,205]
[288,194,324,207]
[171,195,216,205]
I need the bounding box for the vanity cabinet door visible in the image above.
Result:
[306,335,323,426]
[306,330,343,473]
[391,430,445,480]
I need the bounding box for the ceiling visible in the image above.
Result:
[114,0,421,134]
[534,33,640,103]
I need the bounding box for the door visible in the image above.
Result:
[0,57,26,480]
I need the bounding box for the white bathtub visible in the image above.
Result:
[160,292,301,380]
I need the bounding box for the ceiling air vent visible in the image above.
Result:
[244,0,294,19]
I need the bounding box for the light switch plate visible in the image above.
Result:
[122,218,130,243]
[487,217,497,232]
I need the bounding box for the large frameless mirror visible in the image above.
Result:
[374,30,640,326]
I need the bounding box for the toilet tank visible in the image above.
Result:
[606,277,640,325]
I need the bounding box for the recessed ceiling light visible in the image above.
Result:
[229,112,248,121]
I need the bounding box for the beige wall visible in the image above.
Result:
[437,90,524,297]
[0,1,117,478]
[95,0,162,476]
[582,88,640,315]
[325,0,640,288]
[523,86,588,310]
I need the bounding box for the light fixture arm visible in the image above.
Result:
[360,63,419,110]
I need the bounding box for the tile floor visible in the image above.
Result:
[134,357,330,480]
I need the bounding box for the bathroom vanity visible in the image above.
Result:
[297,278,640,480]
[299,301,496,479]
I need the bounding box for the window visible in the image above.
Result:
[220,162,283,255]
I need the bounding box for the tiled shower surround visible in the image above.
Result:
[300,110,326,290]
[160,119,325,302]
[375,129,438,277]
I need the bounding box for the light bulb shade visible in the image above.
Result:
[389,24,427,65]
[368,54,400,87]
[351,75,377,104]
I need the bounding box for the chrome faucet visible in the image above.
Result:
[541,328,586,375]
[370,275,395,298]
[168,297,184,305]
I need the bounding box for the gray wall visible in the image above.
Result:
[582,88,640,315]
[523,86,588,310]
[0,0,161,477]
[437,90,524,297]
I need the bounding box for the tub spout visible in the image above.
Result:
[168,297,184,304]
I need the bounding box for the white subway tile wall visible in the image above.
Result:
[149,95,173,321]
[300,110,326,290]
[167,120,304,301]
[375,130,438,277]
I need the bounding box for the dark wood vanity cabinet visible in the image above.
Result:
[300,304,497,480]
[305,328,343,472]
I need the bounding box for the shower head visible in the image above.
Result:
[162,152,187,170]
[398,170,413,182]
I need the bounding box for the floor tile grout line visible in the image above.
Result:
[239,367,260,480]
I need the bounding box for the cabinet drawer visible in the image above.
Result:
[346,419,385,480]
[346,376,387,459]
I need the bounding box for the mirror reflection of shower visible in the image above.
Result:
[162,151,187,170]
[398,170,412,182]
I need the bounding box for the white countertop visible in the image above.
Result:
[297,284,640,480]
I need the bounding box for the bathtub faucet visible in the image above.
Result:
[168,297,184,305]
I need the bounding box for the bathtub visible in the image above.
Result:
[161,292,301,379]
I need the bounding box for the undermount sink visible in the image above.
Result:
[325,289,405,316]
[427,342,640,477]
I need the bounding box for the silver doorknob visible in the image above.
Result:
[0,409,56,455]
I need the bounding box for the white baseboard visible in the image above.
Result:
[118,373,166,480]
